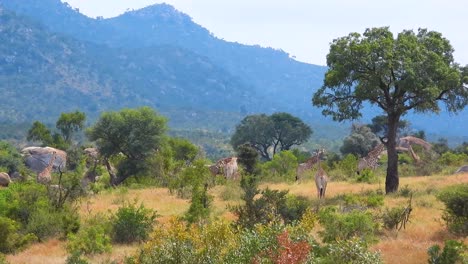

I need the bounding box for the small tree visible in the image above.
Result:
[313,27,468,193]
[56,111,86,143]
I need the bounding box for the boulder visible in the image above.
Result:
[0,172,11,187]
[21,146,67,173]
[455,165,468,174]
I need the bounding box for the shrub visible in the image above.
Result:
[112,201,157,243]
[322,239,383,264]
[65,252,89,264]
[0,216,36,253]
[438,152,468,166]
[436,184,468,236]
[67,214,112,255]
[232,187,310,229]
[25,209,62,241]
[337,154,358,178]
[365,192,384,208]
[318,207,378,244]
[261,150,298,182]
[356,168,377,183]
[428,240,467,264]
[255,230,311,264]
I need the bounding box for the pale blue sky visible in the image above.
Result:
[63,0,468,66]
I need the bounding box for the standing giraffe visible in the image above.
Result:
[314,150,328,199]
[296,149,325,181]
[357,143,386,174]
[37,151,57,184]
[209,157,239,180]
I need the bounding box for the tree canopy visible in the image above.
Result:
[313,27,467,193]
[231,113,312,160]
[56,111,86,143]
[87,107,167,185]
[27,111,86,149]
[368,115,409,138]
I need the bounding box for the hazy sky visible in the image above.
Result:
[63,0,468,66]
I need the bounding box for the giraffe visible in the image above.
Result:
[296,149,325,181]
[357,143,386,174]
[314,150,328,199]
[209,157,239,180]
[37,151,57,184]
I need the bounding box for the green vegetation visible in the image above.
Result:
[111,201,157,244]
[428,240,467,264]
[436,184,468,236]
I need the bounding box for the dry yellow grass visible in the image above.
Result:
[7,173,468,264]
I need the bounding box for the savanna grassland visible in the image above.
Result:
[5,172,467,264]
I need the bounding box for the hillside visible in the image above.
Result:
[0,7,258,124]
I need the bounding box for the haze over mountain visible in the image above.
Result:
[0,0,466,140]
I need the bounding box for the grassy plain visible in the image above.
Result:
[6,172,468,264]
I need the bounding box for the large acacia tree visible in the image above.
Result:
[231,112,312,160]
[313,27,467,193]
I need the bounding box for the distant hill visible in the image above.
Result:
[0,0,466,142]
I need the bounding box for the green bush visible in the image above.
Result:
[232,186,310,229]
[0,216,36,253]
[337,154,358,178]
[318,207,378,244]
[321,239,383,264]
[365,192,384,208]
[261,150,298,182]
[67,214,112,255]
[112,201,157,243]
[438,152,468,166]
[25,209,63,241]
[65,251,89,264]
[436,184,468,236]
[428,240,467,264]
[356,168,377,183]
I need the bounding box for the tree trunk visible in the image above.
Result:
[104,158,126,186]
[386,114,400,193]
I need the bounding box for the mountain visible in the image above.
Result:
[0,6,259,124]
[0,0,327,117]
[0,0,466,142]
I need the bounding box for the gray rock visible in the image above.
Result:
[21,146,67,173]
[0,172,11,187]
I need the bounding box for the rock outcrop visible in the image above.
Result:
[21,147,67,174]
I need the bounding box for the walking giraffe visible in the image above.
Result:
[296,149,325,181]
[37,151,57,184]
[357,143,386,174]
[314,149,328,199]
